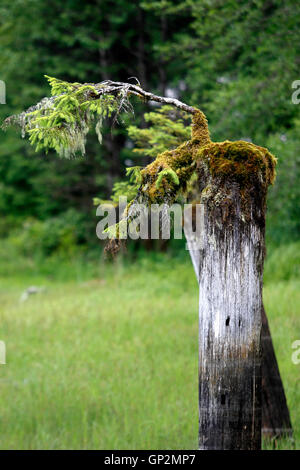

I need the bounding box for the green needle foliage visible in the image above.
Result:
[96,166,143,206]
[3,76,120,158]
[128,105,191,158]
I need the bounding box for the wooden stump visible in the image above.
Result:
[197,192,263,449]
[192,140,276,449]
[184,215,293,442]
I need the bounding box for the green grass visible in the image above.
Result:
[0,248,299,449]
[262,279,300,450]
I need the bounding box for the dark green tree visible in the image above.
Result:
[0,0,191,232]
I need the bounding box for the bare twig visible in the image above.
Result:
[93,80,197,114]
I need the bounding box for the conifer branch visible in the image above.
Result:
[2,77,198,159]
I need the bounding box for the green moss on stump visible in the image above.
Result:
[191,109,211,146]
[140,140,196,203]
[197,140,277,189]
[107,109,278,244]
[140,109,211,204]
[138,109,277,207]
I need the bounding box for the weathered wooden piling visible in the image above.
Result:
[194,141,276,449]
[184,213,292,444]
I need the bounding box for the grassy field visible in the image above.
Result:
[0,246,299,449]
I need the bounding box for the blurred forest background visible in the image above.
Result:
[0,0,299,450]
[0,0,299,263]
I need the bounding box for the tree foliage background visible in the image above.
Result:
[0,0,299,256]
